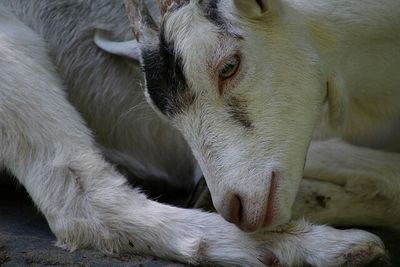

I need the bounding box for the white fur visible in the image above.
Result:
[151,0,400,232]
[0,0,393,266]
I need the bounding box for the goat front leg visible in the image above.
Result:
[0,85,385,267]
[298,139,400,228]
[1,119,385,266]
[1,120,385,267]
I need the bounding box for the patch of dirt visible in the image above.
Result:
[23,251,74,266]
[0,246,10,265]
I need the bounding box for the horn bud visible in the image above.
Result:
[124,0,159,41]
[157,0,185,15]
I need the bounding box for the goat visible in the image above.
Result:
[108,0,400,231]
[0,0,388,266]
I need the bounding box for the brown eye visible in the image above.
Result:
[219,55,241,80]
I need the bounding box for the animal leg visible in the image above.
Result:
[0,107,385,266]
[0,66,385,267]
[300,139,400,227]
[293,179,398,229]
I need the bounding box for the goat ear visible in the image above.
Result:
[94,29,141,60]
[124,0,159,43]
[233,0,269,18]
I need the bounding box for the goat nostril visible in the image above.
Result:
[228,194,242,225]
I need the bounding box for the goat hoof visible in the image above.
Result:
[339,241,386,267]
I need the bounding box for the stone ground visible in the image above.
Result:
[0,183,399,267]
[0,186,185,267]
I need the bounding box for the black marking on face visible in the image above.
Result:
[166,0,189,13]
[226,96,253,129]
[198,0,227,29]
[141,27,194,117]
[198,0,244,39]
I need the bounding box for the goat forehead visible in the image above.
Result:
[163,2,228,77]
[163,1,221,51]
[197,0,233,30]
[143,1,237,117]
[163,0,229,33]
[142,3,221,115]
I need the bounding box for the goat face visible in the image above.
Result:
[110,0,327,232]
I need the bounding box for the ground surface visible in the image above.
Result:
[0,186,185,267]
[1,183,399,267]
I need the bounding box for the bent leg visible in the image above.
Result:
[298,139,400,228]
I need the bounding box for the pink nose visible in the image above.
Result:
[224,172,278,232]
[226,193,272,232]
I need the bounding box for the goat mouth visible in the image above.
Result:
[324,80,331,104]
[239,171,279,232]
[263,171,278,228]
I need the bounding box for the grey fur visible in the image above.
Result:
[1,0,196,189]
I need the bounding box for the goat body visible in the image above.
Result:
[0,0,390,266]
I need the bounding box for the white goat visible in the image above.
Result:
[0,0,391,266]
[106,0,400,232]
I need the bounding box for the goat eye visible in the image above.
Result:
[219,55,241,80]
